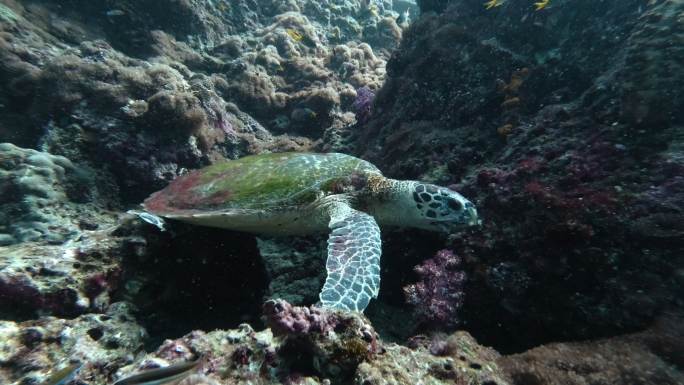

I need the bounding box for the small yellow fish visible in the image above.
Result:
[369,4,379,17]
[484,0,504,10]
[286,29,303,42]
[534,0,550,10]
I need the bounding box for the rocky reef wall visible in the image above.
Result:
[0,0,403,202]
[0,0,682,384]
[353,0,684,350]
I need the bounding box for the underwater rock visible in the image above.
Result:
[0,219,146,318]
[367,331,509,385]
[3,298,680,385]
[614,0,684,129]
[498,314,684,385]
[31,40,246,200]
[263,299,342,337]
[264,299,380,379]
[417,0,455,14]
[320,111,358,153]
[0,143,130,316]
[0,143,114,246]
[0,0,397,202]
[178,374,223,385]
[257,236,326,306]
[113,299,509,385]
[352,86,376,125]
[0,1,681,384]
[0,302,146,385]
[354,0,684,349]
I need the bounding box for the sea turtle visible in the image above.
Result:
[137,152,479,312]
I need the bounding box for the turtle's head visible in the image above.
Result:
[408,182,479,233]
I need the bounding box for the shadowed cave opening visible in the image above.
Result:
[117,223,268,349]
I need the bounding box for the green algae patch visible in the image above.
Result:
[144,152,380,214]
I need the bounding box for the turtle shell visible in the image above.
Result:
[143,152,381,216]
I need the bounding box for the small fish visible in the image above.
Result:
[42,363,82,385]
[127,210,166,231]
[484,0,504,10]
[113,360,199,385]
[106,9,126,17]
[534,0,550,10]
[368,3,379,17]
[286,28,303,42]
[396,9,410,27]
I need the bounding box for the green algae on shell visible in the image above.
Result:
[143,152,381,216]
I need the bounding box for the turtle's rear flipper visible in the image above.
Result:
[320,202,381,312]
[127,209,166,231]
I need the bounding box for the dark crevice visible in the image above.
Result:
[116,222,268,349]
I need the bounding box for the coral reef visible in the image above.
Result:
[352,86,376,125]
[263,299,380,380]
[615,0,684,128]
[110,300,510,385]
[0,143,115,245]
[263,299,341,336]
[0,143,131,317]
[2,298,681,385]
[0,0,682,384]
[353,0,684,350]
[403,249,466,329]
[257,236,326,305]
[0,0,399,202]
[364,330,509,385]
[0,228,131,318]
[0,302,145,385]
[498,313,684,385]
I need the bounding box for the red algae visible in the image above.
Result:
[143,171,205,213]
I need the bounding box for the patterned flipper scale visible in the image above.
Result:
[320,205,381,312]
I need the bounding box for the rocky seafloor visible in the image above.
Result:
[0,0,682,384]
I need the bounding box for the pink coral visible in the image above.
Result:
[262,299,338,337]
[403,249,466,328]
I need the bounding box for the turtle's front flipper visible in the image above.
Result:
[320,201,381,312]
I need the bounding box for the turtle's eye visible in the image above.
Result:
[447,198,462,211]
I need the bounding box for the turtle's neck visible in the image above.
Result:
[364,177,423,228]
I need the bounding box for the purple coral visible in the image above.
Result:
[403,249,466,328]
[201,97,235,136]
[262,299,337,337]
[352,86,375,124]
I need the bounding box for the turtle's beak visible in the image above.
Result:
[433,204,480,234]
[445,202,479,233]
